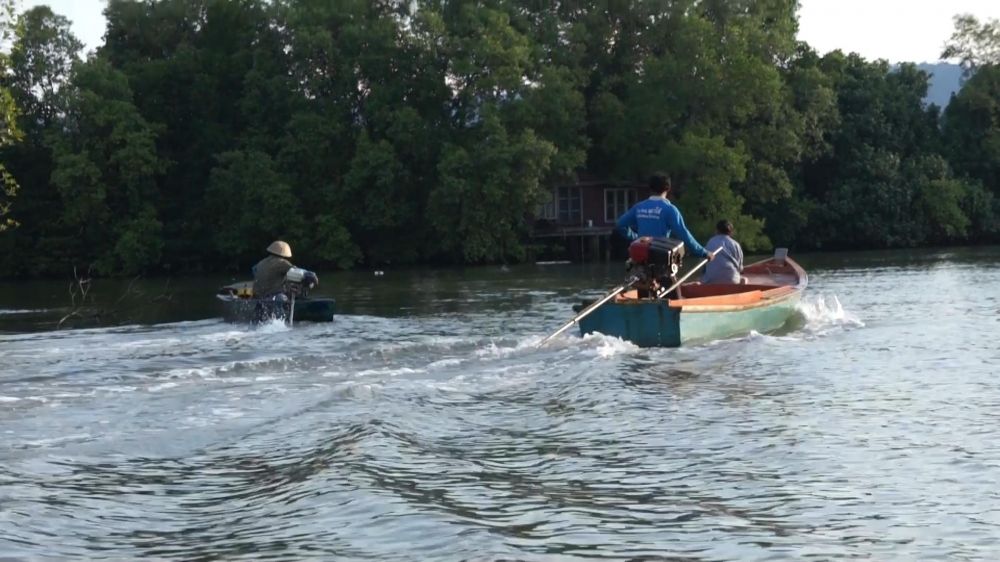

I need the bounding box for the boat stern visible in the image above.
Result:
[578,300,682,347]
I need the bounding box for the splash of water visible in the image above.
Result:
[474,335,544,359]
[796,294,865,333]
[474,330,640,360]
[582,332,640,358]
[254,317,291,334]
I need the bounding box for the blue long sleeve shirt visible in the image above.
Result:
[615,196,709,258]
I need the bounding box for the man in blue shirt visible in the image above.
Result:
[615,173,713,261]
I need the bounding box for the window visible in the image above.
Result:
[538,191,556,220]
[605,188,638,222]
[557,186,581,223]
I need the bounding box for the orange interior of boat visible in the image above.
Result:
[613,258,803,309]
[742,260,800,287]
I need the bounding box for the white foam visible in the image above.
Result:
[49,392,91,399]
[354,366,426,377]
[211,408,244,419]
[475,336,543,358]
[586,333,640,358]
[158,357,293,382]
[0,396,21,402]
[103,386,138,393]
[528,330,640,357]
[797,294,865,332]
[742,329,802,344]
[18,433,92,448]
[331,381,380,399]
[149,382,179,392]
[427,358,465,368]
[118,337,183,350]
[254,318,291,333]
[163,366,218,380]
[0,308,47,315]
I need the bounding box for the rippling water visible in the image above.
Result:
[2,249,1000,560]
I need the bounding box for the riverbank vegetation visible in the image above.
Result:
[1,1,999,277]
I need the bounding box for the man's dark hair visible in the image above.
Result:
[648,173,671,193]
[716,220,734,235]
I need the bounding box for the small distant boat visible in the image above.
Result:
[215,281,336,324]
[574,252,807,347]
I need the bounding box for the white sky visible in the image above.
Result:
[798,0,1000,63]
[18,0,1000,64]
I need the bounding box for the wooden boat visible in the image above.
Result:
[575,252,807,347]
[215,281,336,324]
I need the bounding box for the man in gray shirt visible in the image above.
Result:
[702,220,745,284]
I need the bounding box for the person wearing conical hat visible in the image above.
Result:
[252,240,318,298]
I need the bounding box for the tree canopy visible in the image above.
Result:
[0,0,22,232]
[1,1,999,277]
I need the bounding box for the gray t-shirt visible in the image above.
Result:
[702,234,743,284]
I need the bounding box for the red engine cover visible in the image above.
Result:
[628,237,652,264]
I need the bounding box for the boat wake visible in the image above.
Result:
[796,294,865,334]
[740,293,864,344]
[721,294,864,346]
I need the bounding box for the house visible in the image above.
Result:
[530,175,643,261]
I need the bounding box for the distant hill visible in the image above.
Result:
[915,62,964,108]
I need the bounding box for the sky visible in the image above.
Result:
[17,0,1000,64]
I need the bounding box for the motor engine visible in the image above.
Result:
[626,237,685,297]
[285,267,319,297]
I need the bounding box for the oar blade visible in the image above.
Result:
[537,276,638,348]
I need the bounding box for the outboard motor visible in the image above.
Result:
[284,267,319,298]
[626,237,685,297]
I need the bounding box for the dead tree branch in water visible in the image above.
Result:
[114,275,143,306]
[57,266,93,329]
[54,271,179,329]
[151,278,174,303]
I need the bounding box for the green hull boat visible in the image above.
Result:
[215,281,335,324]
[576,255,807,347]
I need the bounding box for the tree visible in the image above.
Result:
[943,65,1000,196]
[942,64,1000,243]
[48,58,167,275]
[205,150,304,268]
[794,54,975,249]
[9,6,82,127]
[942,14,1000,74]
[0,0,22,232]
[4,0,1000,278]
[417,3,560,262]
[0,4,84,274]
[428,110,555,263]
[582,1,803,250]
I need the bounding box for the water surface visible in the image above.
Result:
[2,249,999,560]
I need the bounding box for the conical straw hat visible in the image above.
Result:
[267,240,292,258]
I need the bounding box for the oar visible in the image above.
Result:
[287,293,295,326]
[655,248,722,299]
[537,275,640,347]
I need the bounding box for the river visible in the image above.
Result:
[1,248,998,560]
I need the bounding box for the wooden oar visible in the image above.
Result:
[537,275,640,347]
[654,248,722,300]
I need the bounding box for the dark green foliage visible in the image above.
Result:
[0,0,22,232]
[48,58,167,275]
[3,1,1000,278]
